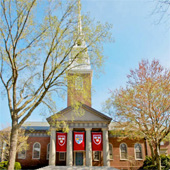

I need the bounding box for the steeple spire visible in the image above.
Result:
[69,0,91,70]
[78,0,82,35]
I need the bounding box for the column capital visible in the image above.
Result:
[68,128,73,132]
[102,128,108,131]
[85,128,92,131]
[50,127,56,131]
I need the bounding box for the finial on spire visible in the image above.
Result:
[78,0,82,35]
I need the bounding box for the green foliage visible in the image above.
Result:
[161,155,170,170]
[140,155,170,170]
[0,161,21,170]
[140,156,157,170]
[105,60,170,169]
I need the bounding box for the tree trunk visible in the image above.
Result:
[7,123,19,170]
[156,144,161,170]
[148,141,155,165]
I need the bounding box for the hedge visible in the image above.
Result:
[0,161,21,170]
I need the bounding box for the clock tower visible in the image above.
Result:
[67,0,92,107]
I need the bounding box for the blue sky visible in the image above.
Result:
[0,0,170,129]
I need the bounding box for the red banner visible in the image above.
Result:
[74,132,85,151]
[56,132,67,152]
[92,132,103,151]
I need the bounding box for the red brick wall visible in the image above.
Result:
[160,141,170,155]
[16,136,50,169]
[17,135,165,169]
[109,137,145,170]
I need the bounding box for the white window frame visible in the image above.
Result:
[120,143,128,160]
[109,143,113,160]
[46,143,50,160]
[32,142,41,159]
[134,143,143,160]
[18,149,26,159]
[93,151,100,161]
[59,152,65,161]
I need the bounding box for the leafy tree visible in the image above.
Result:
[0,128,29,161]
[139,155,170,170]
[105,60,170,170]
[0,0,112,169]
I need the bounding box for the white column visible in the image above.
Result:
[86,128,92,166]
[49,128,56,165]
[66,128,73,166]
[102,128,110,166]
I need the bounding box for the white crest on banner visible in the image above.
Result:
[93,135,101,145]
[75,134,83,144]
[58,135,66,146]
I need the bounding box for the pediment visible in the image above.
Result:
[47,104,112,124]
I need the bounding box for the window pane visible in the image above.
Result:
[47,144,50,160]
[34,150,39,158]
[135,144,142,159]
[94,151,100,161]
[120,144,127,159]
[59,152,65,161]
[33,143,40,159]
[18,150,26,159]
[109,144,113,159]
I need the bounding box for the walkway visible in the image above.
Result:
[37,166,118,170]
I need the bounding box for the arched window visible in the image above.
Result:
[109,143,113,160]
[135,143,142,159]
[18,149,26,159]
[33,142,41,159]
[75,77,83,90]
[47,143,50,160]
[120,143,128,159]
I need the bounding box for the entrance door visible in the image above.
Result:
[76,152,83,166]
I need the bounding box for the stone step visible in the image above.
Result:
[37,166,118,170]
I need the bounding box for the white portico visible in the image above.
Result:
[47,104,112,167]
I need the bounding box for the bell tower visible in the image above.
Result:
[67,0,92,107]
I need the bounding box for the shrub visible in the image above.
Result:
[139,155,170,170]
[0,161,21,170]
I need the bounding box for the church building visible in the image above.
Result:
[14,1,170,170]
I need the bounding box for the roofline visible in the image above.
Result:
[46,104,112,124]
[82,104,112,121]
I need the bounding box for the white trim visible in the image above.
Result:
[59,152,65,161]
[109,143,113,160]
[134,143,143,160]
[120,143,128,160]
[17,149,26,159]
[32,142,41,159]
[46,143,50,160]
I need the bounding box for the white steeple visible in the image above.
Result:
[69,0,91,72]
[78,0,82,36]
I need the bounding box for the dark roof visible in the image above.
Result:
[22,122,50,131]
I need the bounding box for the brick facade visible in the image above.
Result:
[67,73,92,107]
[16,136,50,169]
[109,138,145,170]
[16,134,152,170]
